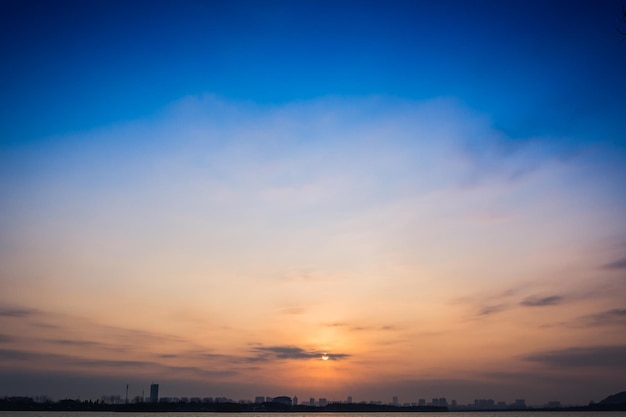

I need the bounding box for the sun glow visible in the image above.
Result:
[321,353,329,361]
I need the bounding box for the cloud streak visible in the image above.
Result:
[577,308,626,327]
[525,345,626,369]
[0,347,238,379]
[602,257,626,270]
[520,295,564,307]
[477,304,509,317]
[249,346,350,362]
[0,306,39,318]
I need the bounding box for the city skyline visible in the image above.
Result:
[1,0,626,406]
[0,386,580,409]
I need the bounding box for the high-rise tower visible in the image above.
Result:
[150,384,159,403]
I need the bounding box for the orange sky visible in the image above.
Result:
[1,96,625,405]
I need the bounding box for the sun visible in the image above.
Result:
[321,353,329,361]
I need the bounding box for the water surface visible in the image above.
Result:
[3,412,626,417]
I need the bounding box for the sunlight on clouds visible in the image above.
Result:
[1,95,624,398]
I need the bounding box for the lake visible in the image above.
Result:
[2,412,626,417]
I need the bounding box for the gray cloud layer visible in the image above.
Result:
[525,345,626,368]
[0,306,39,317]
[0,347,237,378]
[249,346,349,361]
[577,309,626,327]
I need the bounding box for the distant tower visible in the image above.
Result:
[292,396,298,406]
[150,384,159,403]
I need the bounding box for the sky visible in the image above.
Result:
[1,0,626,406]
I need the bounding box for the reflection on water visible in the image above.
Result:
[2,413,626,417]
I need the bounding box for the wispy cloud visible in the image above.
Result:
[0,347,239,378]
[602,257,626,270]
[248,346,350,361]
[520,295,564,307]
[0,305,39,318]
[48,339,101,347]
[525,345,626,368]
[477,304,509,316]
[277,306,307,315]
[324,322,399,332]
[577,308,626,327]
[0,348,65,362]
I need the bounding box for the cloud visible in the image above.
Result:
[0,348,44,361]
[0,347,150,367]
[325,322,349,327]
[277,306,307,315]
[602,257,626,270]
[324,322,399,332]
[0,347,239,378]
[76,358,154,368]
[577,308,626,326]
[248,345,349,361]
[525,345,626,368]
[0,306,38,318]
[477,304,509,316]
[520,295,563,307]
[48,339,100,347]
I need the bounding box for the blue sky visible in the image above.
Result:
[2,0,626,142]
[1,0,626,405]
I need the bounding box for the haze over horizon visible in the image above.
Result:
[1,0,625,406]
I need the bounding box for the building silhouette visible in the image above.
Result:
[150,384,159,403]
[271,396,293,406]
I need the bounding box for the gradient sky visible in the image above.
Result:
[1,0,626,406]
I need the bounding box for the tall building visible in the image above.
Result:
[150,384,159,403]
[392,396,399,405]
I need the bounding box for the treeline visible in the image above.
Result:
[0,397,113,411]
